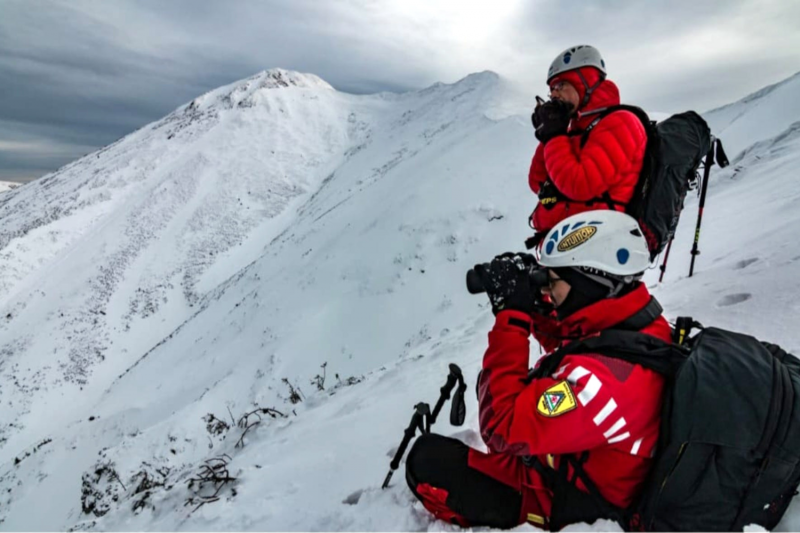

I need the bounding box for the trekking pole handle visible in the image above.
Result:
[714,138,729,168]
[431,364,463,424]
[450,380,468,426]
[382,403,430,489]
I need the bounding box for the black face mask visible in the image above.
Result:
[552,267,610,320]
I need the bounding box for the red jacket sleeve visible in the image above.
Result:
[528,143,547,194]
[477,311,643,457]
[543,111,646,201]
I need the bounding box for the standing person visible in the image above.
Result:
[405,210,669,529]
[528,45,646,246]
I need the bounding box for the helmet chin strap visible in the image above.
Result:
[575,69,606,110]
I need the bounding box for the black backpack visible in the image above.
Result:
[531,106,729,259]
[527,302,800,531]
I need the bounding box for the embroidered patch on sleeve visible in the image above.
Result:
[537,380,577,417]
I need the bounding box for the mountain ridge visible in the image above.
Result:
[705,70,800,114]
[0,66,513,462]
[703,70,800,157]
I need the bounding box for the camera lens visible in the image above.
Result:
[466,268,485,294]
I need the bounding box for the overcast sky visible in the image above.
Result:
[1,0,799,182]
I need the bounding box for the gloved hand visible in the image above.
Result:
[473,253,549,316]
[532,100,572,144]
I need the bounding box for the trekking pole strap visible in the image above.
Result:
[714,138,729,168]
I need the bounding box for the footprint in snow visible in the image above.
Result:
[717,293,752,307]
[733,258,759,270]
[343,489,364,505]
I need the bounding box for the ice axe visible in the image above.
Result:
[381,363,467,489]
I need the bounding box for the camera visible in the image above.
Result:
[465,262,550,294]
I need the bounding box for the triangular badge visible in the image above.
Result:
[544,392,564,413]
[537,381,578,417]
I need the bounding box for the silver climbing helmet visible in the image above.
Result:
[547,45,607,84]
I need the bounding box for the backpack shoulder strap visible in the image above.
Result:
[578,104,652,149]
[563,105,655,210]
[616,296,663,330]
[527,297,685,382]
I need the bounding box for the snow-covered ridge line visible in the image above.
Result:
[705,70,800,115]
[703,70,800,158]
[171,68,335,116]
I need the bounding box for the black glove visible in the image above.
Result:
[473,253,544,315]
[532,100,572,144]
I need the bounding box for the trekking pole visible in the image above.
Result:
[658,237,674,283]
[382,402,430,489]
[382,364,467,489]
[689,138,729,277]
[430,364,467,426]
[688,148,712,277]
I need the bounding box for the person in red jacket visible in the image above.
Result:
[405,211,668,529]
[528,45,647,246]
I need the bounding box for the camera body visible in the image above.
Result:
[466,262,549,295]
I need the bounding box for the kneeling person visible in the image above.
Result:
[406,211,668,529]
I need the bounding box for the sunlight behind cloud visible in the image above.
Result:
[385,0,523,46]
[670,27,751,67]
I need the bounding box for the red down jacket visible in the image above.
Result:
[474,283,669,517]
[529,68,647,234]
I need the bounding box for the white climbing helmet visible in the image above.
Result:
[547,45,606,84]
[536,210,651,277]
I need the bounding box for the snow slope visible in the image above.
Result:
[703,71,800,158]
[0,181,19,194]
[1,68,799,531]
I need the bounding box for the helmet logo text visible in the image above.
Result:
[557,226,597,252]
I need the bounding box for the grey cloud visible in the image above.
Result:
[507,0,800,113]
[1,0,799,181]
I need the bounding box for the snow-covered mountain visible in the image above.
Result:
[1,67,799,531]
